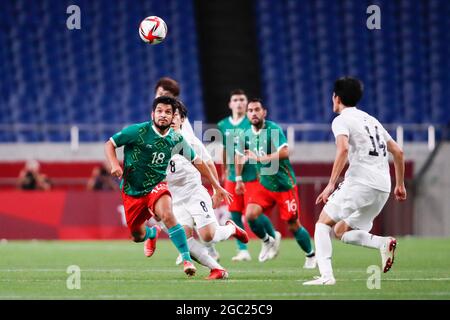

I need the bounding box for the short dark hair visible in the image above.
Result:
[247,98,266,109]
[175,99,188,119]
[333,77,363,107]
[152,95,178,112]
[229,89,247,99]
[154,77,180,97]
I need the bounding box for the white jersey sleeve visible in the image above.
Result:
[380,123,393,143]
[331,115,350,138]
[189,135,212,162]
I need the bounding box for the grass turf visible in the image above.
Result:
[0,238,449,300]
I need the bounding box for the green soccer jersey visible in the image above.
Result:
[110,122,197,197]
[236,120,297,192]
[217,116,257,182]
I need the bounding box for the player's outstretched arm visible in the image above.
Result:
[387,139,406,201]
[316,135,349,204]
[104,140,123,179]
[193,158,232,207]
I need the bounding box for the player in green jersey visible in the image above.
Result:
[217,89,276,262]
[235,98,317,268]
[105,96,231,277]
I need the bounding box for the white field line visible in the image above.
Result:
[0,292,450,300]
[1,278,450,283]
[0,268,446,274]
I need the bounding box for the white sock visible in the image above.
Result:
[206,243,219,257]
[211,224,235,243]
[341,230,385,249]
[315,223,334,279]
[187,237,222,270]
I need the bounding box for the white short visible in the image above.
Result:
[323,181,389,232]
[172,185,217,229]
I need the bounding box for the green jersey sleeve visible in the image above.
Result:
[110,124,140,147]
[271,123,288,151]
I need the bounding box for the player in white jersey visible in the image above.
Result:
[304,77,407,285]
[166,101,249,280]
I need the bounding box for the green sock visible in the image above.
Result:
[144,226,157,240]
[168,224,192,262]
[257,214,275,238]
[231,211,248,250]
[248,218,268,240]
[294,226,314,256]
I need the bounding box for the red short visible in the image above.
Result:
[247,182,301,221]
[121,182,171,233]
[224,179,259,214]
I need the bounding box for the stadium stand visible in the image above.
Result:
[0,0,204,142]
[0,0,448,142]
[254,0,449,141]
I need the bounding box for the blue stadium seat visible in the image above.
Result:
[254,0,449,142]
[0,0,204,142]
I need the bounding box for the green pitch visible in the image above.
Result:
[0,238,449,300]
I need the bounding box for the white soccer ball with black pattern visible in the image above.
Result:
[139,16,167,45]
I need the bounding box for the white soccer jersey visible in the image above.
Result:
[331,107,393,192]
[166,131,212,203]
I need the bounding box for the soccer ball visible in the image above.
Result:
[139,16,167,45]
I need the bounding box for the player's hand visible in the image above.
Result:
[212,187,233,209]
[394,184,407,201]
[111,165,123,179]
[235,181,245,195]
[244,150,258,162]
[315,183,335,204]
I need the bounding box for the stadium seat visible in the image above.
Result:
[0,0,204,142]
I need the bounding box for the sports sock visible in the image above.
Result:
[341,230,385,249]
[294,226,314,256]
[314,223,334,278]
[211,224,235,243]
[205,243,219,258]
[143,226,158,240]
[187,238,222,270]
[168,224,192,262]
[231,211,247,250]
[248,218,268,240]
[257,214,275,238]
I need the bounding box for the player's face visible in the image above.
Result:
[155,86,175,98]
[152,103,174,130]
[247,102,266,126]
[229,94,248,115]
[170,110,183,131]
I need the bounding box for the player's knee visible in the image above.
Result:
[335,229,345,240]
[245,210,257,221]
[160,211,176,227]
[201,233,214,242]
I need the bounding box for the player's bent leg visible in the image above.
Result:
[257,214,276,238]
[303,210,336,285]
[230,212,251,262]
[175,226,195,265]
[143,225,161,257]
[186,237,228,280]
[231,211,248,251]
[287,219,316,269]
[246,204,275,262]
[154,195,196,276]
